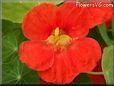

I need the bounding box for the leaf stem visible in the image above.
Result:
[98,23,112,46]
[86,72,104,75]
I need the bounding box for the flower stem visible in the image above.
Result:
[98,23,113,46]
[86,72,104,75]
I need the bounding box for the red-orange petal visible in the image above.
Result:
[38,38,101,84]
[19,41,54,71]
[39,52,79,84]
[84,2,113,29]
[57,3,89,38]
[57,1,113,38]
[22,3,57,41]
[67,38,102,72]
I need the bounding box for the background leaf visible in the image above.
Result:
[98,24,112,46]
[2,20,24,64]
[2,3,39,23]
[2,57,40,84]
[102,46,114,84]
[2,0,64,23]
[2,20,40,84]
[38,0,64,4]
[2,0,64,4]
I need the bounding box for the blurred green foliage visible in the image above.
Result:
[2,20,40,84]
[2,3,39,23]
[2,1,64,23]
[102,46,114,84]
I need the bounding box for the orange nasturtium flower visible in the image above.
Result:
[19,2,113,84]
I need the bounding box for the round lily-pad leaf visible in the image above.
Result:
[2,3,39,23]
[2,20,40,84]
[2,57,40,84]
[2,0,64,23]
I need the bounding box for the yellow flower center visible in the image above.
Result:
[46,27,71,48]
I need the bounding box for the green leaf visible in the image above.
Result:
[2,20,25,64]
[2,1,64,23]
[2,57,40,84]
[38,0,64,4]
[2,20,40,84]
[98,23,113,46]
[102,46,114,84]
[2,0,64,5]
[2,3,39,23]
[2,20,21,35]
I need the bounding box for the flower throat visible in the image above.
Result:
[46,27,71,47]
